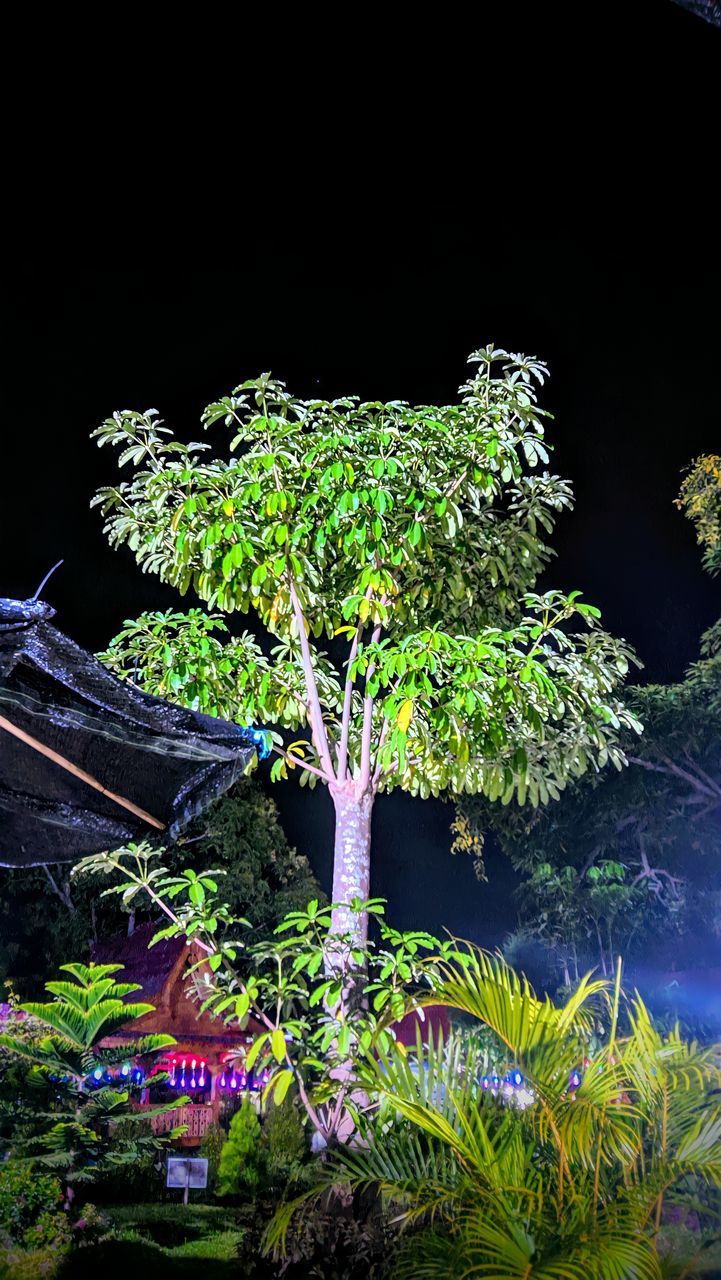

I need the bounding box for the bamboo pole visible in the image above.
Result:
[0,713,165,831]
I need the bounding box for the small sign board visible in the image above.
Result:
[166,1157,208,1203]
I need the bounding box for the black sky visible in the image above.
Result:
[2,2,720,946]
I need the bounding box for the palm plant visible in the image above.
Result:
[0,961,186,1181]
[269,949,721,1279]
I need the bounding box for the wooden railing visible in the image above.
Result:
[149,1103,216,1140]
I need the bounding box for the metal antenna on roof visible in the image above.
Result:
[31,560,64,601]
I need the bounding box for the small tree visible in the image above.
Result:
[264,1097,306,1180]
[217,1098,264,1197]
[76,846,447,1145]
[94,346,638,945]
[0,962,184,1181]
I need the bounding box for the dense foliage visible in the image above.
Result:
[217,1099,264,1198]
[93,346,638,940]
[277,950,721,1280]
[0,962,183,1183]
[77,842,445,1147]
[677,450,721,575]
[0,1165,68,1251]
[456,452,721,981]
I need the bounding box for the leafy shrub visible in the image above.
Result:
[70,1203,107,1247]
[217,1099,265,1197]
[263,1098,306,1178]
[0,1242,70,1280]
[90,1151,163,1206]
[199,1121,227,1193]
[53,1226,244,1278]
[237,1200,397,1279]
[0,1165,67,1249]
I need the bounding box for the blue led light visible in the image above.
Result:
[246,727,271,760]
[511,1070,524,1088]
[568,1070,582,1091]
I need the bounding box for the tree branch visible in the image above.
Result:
[359,598,388,793]
[630,753,721,803]
[371,717,391,788]
[272,744,330,783]
[337,589,373,783]
[288,580,336,782]
[42,864,74,913]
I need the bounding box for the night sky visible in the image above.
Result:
[3,102,720,948]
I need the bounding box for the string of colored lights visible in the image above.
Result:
[87,1062,145,1086]
[166,1056,271,1093]
[479,1066,586,1110]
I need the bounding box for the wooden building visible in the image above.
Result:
[94,923,451,1147]
[94,922,266,1145]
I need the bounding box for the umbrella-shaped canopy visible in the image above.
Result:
[0,593,266,867]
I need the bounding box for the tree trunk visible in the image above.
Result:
[329,784,374,945]
[324,786,375,1146]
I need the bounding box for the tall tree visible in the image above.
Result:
[94,346,638,945]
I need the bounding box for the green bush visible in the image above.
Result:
[199,1121,227,1193]
[53,1229,244,1279]
[235,1201,397,1279]
[0,1242,70,1280]
[0,1165,67,1249]
[90,1151,162,1206]
[217,1099,265,1197]
[263,1098,306,1180]
[164,1230,244,1261]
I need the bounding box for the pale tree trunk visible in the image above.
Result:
[329,783,374,946]
[325,782,374,1148]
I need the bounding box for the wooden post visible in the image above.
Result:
[0,713,165,830]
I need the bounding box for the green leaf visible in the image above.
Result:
[272,1068,293,1105]
[244,1035,267,1073]
[271,1027,287,1063]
